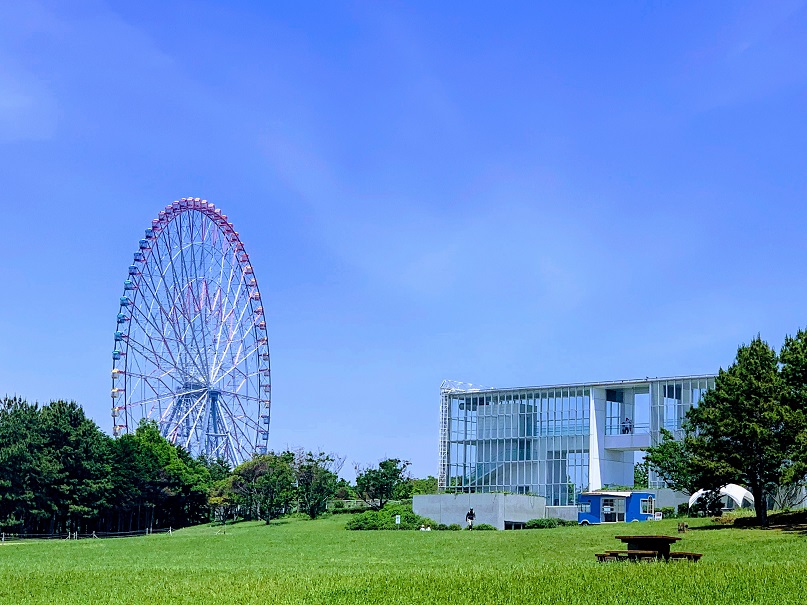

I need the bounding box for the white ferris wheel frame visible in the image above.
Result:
[111,198,271,466]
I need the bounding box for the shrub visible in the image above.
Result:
[344,503,436,530]
[660,506,676,519]
[524,518,577,529]
[473,523,497,530]
[435,524,448,531]
[526,518,557,529]
[331,505,368,515]
[447,524,462,531]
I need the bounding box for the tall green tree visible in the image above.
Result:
[644,428,701,495]
[0,398,51,532]
[230,452,296,523]
[355,458,410,510]
[411,476,439,495]
[633,460,649,489]
[334,478,357,500]
[778,328,807,482]
[686,336,787,526]
[296,452,340,519]
[39,401,112,533]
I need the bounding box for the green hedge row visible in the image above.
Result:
[524,518,577,529]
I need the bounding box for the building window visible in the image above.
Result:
[641,497,654,515]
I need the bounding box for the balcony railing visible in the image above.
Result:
[604,422,650,436]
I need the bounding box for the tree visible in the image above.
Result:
[645,428,701,495]
[778,328,807,483]
[229,452,296,523]
[0,397,51,532]
[411,476,439,495]
[334,478,357,500]
[355,458,410,510]
[208,478,237,524]
[686,336,787,526]
[296,452,342,519]
[38,400,112,534]
[633,459,649,489]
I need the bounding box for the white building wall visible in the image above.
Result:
[588,388,606,490]
[413,493,547,530]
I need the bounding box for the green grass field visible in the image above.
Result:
[2,515,806,604]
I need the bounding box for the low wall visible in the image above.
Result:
[413,494,546,530]
[650,488,689,510]
[545,505,577,521]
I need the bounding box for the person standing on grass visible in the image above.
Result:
[465,508,475,530]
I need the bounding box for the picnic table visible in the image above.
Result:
[614,535,681,558]
[595,535,702,563]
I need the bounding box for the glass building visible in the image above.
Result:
[439,375,716,506]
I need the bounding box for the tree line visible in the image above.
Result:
[644,330,807,526]
[0,397,222,534]
[0,396,435,534]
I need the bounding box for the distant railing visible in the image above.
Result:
[0,527,173,541]
[326,499,404,511]
[605,422,650,436]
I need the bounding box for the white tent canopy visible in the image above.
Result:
[688,484,754,509]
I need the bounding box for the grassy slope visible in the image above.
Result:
[1,515,806,604]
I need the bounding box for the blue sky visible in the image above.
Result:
[1,1,806,478]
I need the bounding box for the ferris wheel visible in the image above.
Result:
[111,198,271,467]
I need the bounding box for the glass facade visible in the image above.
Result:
[440,375,716,502]
[647,376,715,488]
[441,386,591,505]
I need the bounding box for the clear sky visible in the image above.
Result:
[1,1,806,479]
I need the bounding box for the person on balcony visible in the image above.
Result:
[621,417,633,434]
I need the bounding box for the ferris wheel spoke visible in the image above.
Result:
[219,400,258,454]
[182,393,209,452]
[175,216,210,378]
[211,300,258,380]
[166,231,209,382]
[211,342,259,387]
[125,321,180,373]
[131,261,183,370]
[210,252,240,374]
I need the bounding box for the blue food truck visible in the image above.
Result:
[577,491,656,525]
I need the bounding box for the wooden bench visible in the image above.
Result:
[668,551,703,561]
[596,550,659,562]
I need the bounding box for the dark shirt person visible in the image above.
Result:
[622,417,633,434]
[465,508,475,529]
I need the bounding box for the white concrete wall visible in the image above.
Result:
[601,450,633,486]
[545,505,578,521]
[588,388,607,490]
[413,494,546,530]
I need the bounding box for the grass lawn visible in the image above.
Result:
[1,515,806,604]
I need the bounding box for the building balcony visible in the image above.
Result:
[603,431,651,451]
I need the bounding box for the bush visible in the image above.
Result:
[331,505,368,515]
[526,518,557,529]
[524,518,577,529]
[344,503,436,530]
[660,506,676,519]
[473,523,497,530]
[447,524,462,531]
